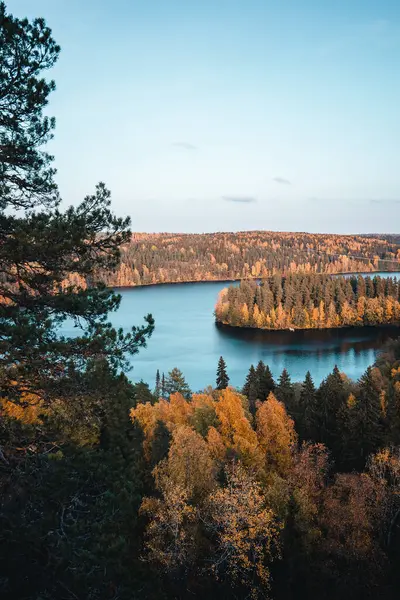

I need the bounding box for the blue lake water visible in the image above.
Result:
[63,273,400,391]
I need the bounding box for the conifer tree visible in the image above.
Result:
[276,368,296,416]
[298,371,317,441]
[0,2,154,408]
[150,420,171,467]
[242,364,258,414]
[316,366,347,459]
[216,356,230,390]
[161,372,166,398]
[132,381,156,405]
[355,367,386,467]
[164,368,192,400]
[154,369,161,397]
[255,360,275,400]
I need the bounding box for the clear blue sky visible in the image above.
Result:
[10,0,400,233]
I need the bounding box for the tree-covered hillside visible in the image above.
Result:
[100,231,400,287]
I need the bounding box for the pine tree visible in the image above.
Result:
[298,371,317,441]
[216,356,230,390]
[132,380,156,405]
[0,3,154,408]
[161,372,166,398]
[355,367,385,467]
[154,369,161,397]
[316,365,347,459]
[276,368,296,416]
[242,364,258,414]
[255,361,275,401]
[150,420,171,467]
[164,368,192,400]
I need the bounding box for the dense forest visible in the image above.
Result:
[99,231,400,288]
[3,343,400,600]
[2,4,400,600]
[215,274,400,330]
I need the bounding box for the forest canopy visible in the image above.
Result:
[98,231,400,288]
[215,274,400,330]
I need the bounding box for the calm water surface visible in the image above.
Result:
[107,272,400,390]
[63,273,400,390]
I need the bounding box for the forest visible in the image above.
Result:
[215,274,400,330]
[3,344,400,600]
[99,230,400,288]
[1,4,400,600]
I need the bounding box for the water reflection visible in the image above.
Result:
[216,323,399,356]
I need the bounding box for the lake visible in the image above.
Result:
[88,272,400,391]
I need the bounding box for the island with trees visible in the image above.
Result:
[215,273,400,330]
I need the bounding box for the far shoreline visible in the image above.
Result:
[112,269,400,291]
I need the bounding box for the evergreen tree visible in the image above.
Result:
[355,367,385,467]
[0,3,154,409]
[164,367,191,400]
[132,380,156,405]
[154,369,161,397]
[150,420,172,467]
[255,360,275,400]
[315,366,347,459]
[298,371,317,441]
[161,372,166,398]
[242,364,258,414]
[276,368,296,416]
[216,356,230,390]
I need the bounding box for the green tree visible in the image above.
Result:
[161,372,166,398]
[298,371,317,441]
[276,368,296,416]
[132,380,156,405]
[255,360,275,401]
[150,420,172,467]
[154,369,161,397]
[242,364,258,414]
[0,2,154,410]
[316,366,347,459]
[354,367,386,467]
[216,356,230,390]
[164,368,191,400]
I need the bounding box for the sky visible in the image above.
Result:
[10,0,400,233]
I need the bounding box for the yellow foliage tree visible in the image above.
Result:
[215,389,261,467]
[206,462,281,597]
[155,425,216,502]
[256,393,297,477]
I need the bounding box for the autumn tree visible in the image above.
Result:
[215,388,260,467]
[318,472,386,596]
[256,393,297,477]
[140,426,216,572]
[206,462,281,597]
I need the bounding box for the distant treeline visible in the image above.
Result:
[215,274,400,330]
[96,231,400,288]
